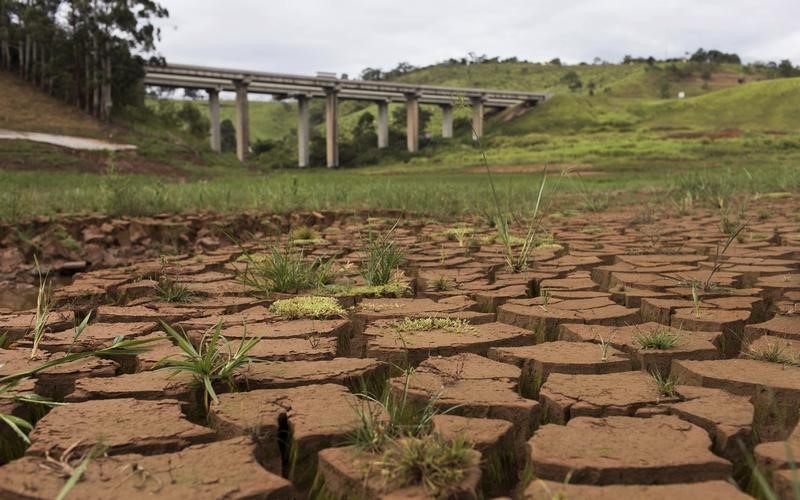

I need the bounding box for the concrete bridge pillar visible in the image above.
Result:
[377,100,389,149]
[234,80,250,161]
[471,96,485,140]
[441,103,453,139]
[297,95,310,168]
[208,88,221,153]
[405,93,420,153]
[325,88,339,168]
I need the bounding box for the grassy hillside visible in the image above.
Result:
[494,77,800,135]
[0,72,106,137]
[179,61,775,146]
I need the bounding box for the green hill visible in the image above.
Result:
[493,77,800,136]
[184,61,776,146]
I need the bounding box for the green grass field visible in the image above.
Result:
[0,61,798,222]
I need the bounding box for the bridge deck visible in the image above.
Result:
[144,63,549,106]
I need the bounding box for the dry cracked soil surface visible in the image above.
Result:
[1,202,800,499]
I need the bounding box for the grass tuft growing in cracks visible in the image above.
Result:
[154,258,194,303]
[348,369,454,453]
[240,246,334,294]
[744,342,798,366]
[392,317,473,334]
[29,256,52,359]
[156,321,259,412]
[634,327,681,350]
[362,225,405,287]
[651,371,678,398]
[379,435,477,498]
[268,296,347,320]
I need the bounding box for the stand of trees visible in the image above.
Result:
[0,0,168,121]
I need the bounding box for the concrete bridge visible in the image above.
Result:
[144,63,549,167]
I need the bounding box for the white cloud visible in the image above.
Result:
[154,0,800,77]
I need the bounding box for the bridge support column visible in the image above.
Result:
[377,100,389,149]
[406,94,419,153]
[471,96,484,140]
[208,88,221,153]
[441,103,453,139]
[235,81,250,161]
[297,95,310,168]
[325,88,339,168]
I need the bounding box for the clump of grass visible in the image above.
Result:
[30,256,52,359]
[269,296,346,320]
[322,282,409,298]
[651,371,677,397]
[157,321,259,411]
[432,277,454,292]
[240,246,334,294]
[379,435,477,498]
[634,327,681,350]
[494,172,546,273]
[744,342,798,366]
[393,317,473,334]
[362,226,404,286]
[289,225,323,243]
[154,258,194,303]
[348,369,450,453]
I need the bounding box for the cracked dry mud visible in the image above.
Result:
[1,204,800,498]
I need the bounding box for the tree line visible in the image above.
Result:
[0,0,168,121]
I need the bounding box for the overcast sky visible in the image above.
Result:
[155,0,800,77]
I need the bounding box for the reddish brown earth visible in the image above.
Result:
[0,205,799,496]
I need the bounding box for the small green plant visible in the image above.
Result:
[393,317,473,334]
[539,288,551,311]
[240,246,334,294]
[691,281,702,318]
[634,327,681,350]
[594,331,617,361]
[432,276,454,292]
[379,435,477,498]
[154,258,194,303]
[157,321,259,411]
[362,225,405,286]
[269,296,347,319]
[651,371,677,397]
[744,342,798,366]
[443,226,474,247]
[30,256,52,359]
[703,221,747,291]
